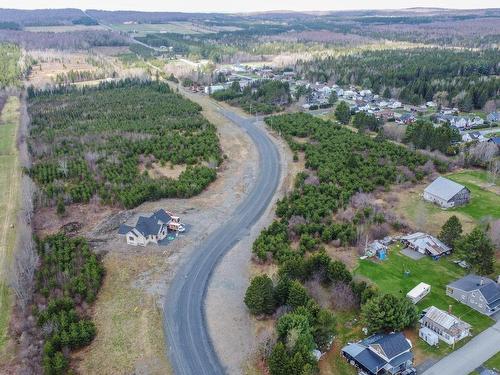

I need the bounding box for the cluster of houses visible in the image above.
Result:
[347,171,500,374]
[342,273,500,374]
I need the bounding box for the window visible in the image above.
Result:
[128,236,134,241]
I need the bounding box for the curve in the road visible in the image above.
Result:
[163,107,282,375]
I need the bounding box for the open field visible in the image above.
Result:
[356,245,495,357]
[75,251,172,375]
[110,21,242,37]
[24,25,107,32]
[27,50,107,87]
[0,96,20,353]
[394,170,499,236]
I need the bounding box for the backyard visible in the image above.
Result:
[356,244,495,358]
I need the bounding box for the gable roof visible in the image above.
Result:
[422,306,470,330]
[118,224,133,235]
[342,332,412,374]
[424,176,468,202]
[118,209,172,237]
[400,232,450,256]
[364,332,411,360]
[448,275,500,307]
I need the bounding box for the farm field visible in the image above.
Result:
[24,25,107,32]
[110,22,218,36]
[0,96,21,353]
[356,244,495,357]
[395,170,500,236]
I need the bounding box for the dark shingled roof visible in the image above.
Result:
[118,209,172,237]
[449,275,500,307]
[118,224,133,235]
[354,347,386,373]
[363,332,411,360]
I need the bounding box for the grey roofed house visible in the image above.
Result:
[488,136,500,146]
[423,176,470,208]
[446,275,500,316]
[118,209,173,247]
[419,306,471,345]
[341,332,415,375]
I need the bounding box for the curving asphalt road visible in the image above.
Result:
[163,106,282,375]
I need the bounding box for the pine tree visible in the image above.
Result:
[244,274,275,315]
[362,294,418,333]
[456,227,495,275]
[438,215,463,247]
[268,342,290,375]
[334,101,351,124]
[287,280,310,309]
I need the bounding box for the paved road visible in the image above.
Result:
[422,321,500,375]
[163,107,281,375]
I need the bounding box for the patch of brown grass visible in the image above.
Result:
[74,252,171,375]
[139,162,187,180]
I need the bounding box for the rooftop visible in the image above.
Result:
[424,176,468,202]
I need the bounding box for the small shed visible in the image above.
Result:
[419,326,439,346]
[407,282,431,304]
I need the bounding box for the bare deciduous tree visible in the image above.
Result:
[9,216,38,311]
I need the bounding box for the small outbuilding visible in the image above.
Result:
[407,282,431,304]
[423,176,470,208]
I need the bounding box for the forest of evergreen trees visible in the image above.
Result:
[27,79,221,209]
[298,48,500,110]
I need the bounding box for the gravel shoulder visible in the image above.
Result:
[205,126,297,374]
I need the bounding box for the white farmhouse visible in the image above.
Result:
[423,176,470,208]
[419,306,471,345]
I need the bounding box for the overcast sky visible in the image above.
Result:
[1,1,498,13]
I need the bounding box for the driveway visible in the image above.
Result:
[422,321,500,375]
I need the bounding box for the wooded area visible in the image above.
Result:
[298,48,500,109]
[27,79,221,209]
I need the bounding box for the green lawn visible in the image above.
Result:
[446,170,500,221]
[355,244,494,334]
[0,96,20,352]
[356,245,495,361]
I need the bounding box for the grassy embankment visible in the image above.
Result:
[0,96,21,354]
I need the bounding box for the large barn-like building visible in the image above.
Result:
[423,176,470,208]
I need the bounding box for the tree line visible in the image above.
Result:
[298,48,500,110]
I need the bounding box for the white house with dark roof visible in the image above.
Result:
[423,176,470,208]
[341,332,416,375]
[419,306,471,345]
[446,275,500,316]
[118,209,184,246]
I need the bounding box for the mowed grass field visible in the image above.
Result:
[395,169,499,236]
[446,170,500,220]
[0,96,21,352]
[356,244,495,358]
